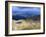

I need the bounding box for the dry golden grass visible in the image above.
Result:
[12,20,40,30]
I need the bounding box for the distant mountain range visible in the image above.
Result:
[12,14,40,20]
[12,6,40,20]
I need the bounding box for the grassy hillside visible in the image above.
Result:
[12,19,40,30]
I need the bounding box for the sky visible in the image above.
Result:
[12,6,40,15]
[12,6,40,20]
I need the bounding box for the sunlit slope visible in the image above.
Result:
[12,19,40,30]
